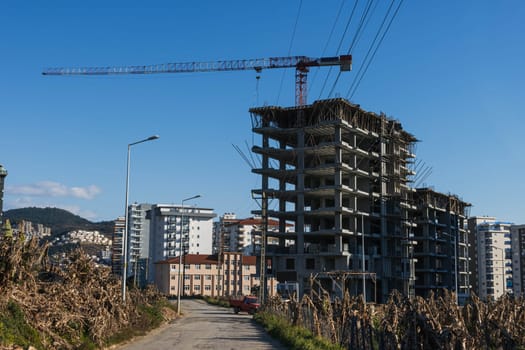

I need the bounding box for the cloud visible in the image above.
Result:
[6,181,101,200]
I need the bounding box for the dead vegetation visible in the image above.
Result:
[262,288,525,349]
[0,233,173,349]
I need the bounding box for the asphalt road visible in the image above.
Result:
[115,299,287,350]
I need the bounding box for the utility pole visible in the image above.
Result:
[259,191,267,303]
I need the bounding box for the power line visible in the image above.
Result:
[318,0,360,100]
[348,0,405,99]
[327,0,375,99]
[346,0,397,97]
[276,0,303,105]
[310,0,347,95]
[348,0,376,53]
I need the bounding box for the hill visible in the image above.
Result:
[4,207,114,236]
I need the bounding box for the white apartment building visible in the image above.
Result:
[468,216,513,300]
[147,204,216,283]
[128,203,152,286]
[213,215,288,256]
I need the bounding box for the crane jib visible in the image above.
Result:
[42,54,352,105]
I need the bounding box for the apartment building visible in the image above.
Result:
[0,164,6,226]
[468,217,513,300]
[412,188,471,303]
[250,98,418,303]
[213,215,284,256]
[147,204,216,283]
[511,224,525,297]
[154,252,275,297]
[14,220,51,239]
[212,213,240,254]
[128,203,151,287]
[111,216,125,276]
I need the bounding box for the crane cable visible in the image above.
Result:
[276,0,303,105]
[348,0,404,99]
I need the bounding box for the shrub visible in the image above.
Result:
[254,311,344,350]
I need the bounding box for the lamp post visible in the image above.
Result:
[122,135,159,303]
[177,194,201,315]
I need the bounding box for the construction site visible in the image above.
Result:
[250,97,421,303]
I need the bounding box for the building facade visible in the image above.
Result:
[128,203,152,287]
[111,216,125,276]
[468,217,513,300]
[213,215,284,256]
[511,224,525,297]
[412,188,471,303]
[0,164,7,226]
[154,252,275,297]
[147,204,216,283]
[250,98,418,303]
[213,213,240,255]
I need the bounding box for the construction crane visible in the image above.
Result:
[43,55,352,106]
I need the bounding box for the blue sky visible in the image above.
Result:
[1,1,524,223]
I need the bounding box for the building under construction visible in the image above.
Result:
[412,188,471,303]
[250,98,418,303]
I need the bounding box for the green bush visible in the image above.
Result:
[203,296,230,308]
[106,298,176,346]
[254,311,344,350]
[0,301,43,349]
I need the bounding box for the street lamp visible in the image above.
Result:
[122,135,159,303]
[177,194,201,315]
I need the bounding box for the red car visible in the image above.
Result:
[229,295,260,314]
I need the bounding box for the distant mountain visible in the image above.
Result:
[4,207,114,236]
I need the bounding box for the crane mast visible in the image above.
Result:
[43,55,352,106]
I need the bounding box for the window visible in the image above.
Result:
[306,258,315,270]
[184,264,190,269]
[171,275,177,280]
[244,276,250,281]
[286,258,295,270]
[244,266,250,271]
[206,275,212,280]
[185,275,190,280]
[184,285,190,291]
[205,285,211,291]
[194,285,201,291]
[205,264,212,269]
[195,264,201,270]
[195,275,201,280]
